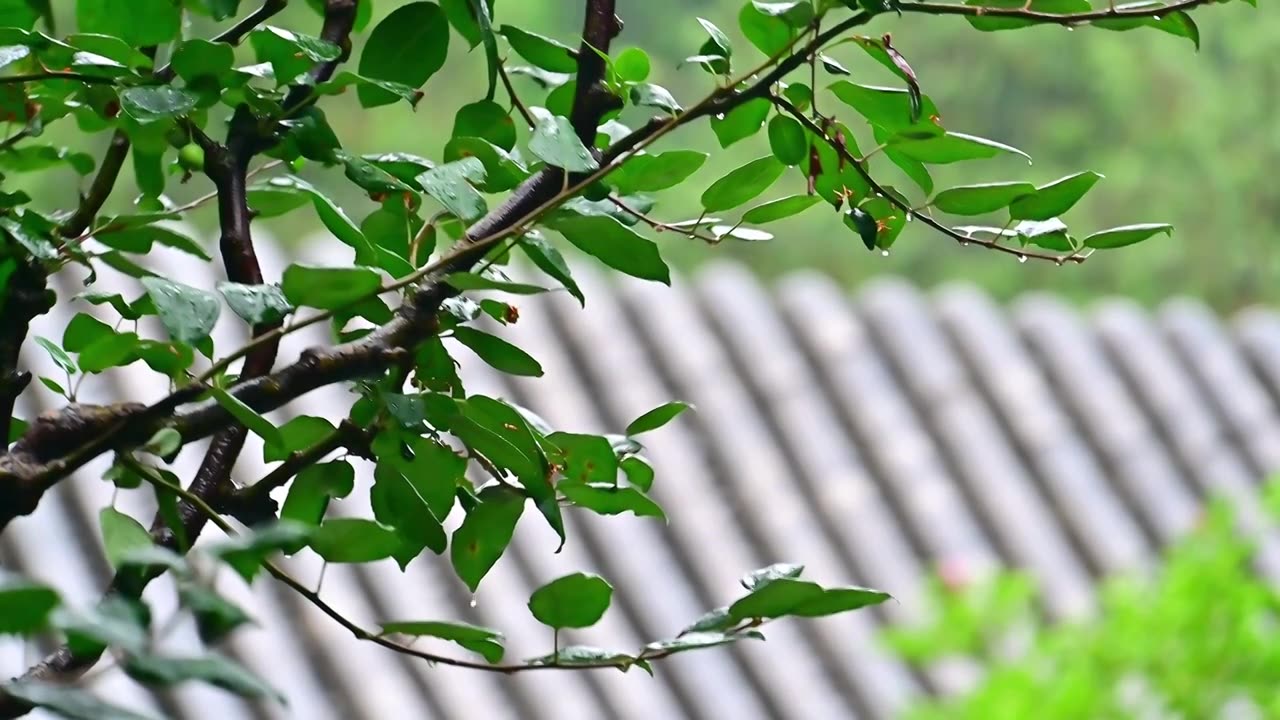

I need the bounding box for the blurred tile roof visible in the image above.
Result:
[6,251,1280,720]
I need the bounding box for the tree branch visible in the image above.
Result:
[0,4,349,715]
[0,0,779,534]
[902,0,1216,24]
[0,259,52,452]
[57,128,130,239]
[774,96,1085,264]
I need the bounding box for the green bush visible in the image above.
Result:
[887,487,1280,719]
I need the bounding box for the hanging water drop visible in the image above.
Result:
[960,241,970,247]
[469,596,478,608]
[880,249,890,257]
[1018,255,1028,264]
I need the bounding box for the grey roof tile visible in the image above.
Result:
[7,257,1280,719]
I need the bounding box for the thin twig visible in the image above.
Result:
[775,96,1083,264]
[606,197,720,243]
[498,59,537,129]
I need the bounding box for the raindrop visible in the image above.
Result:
[714,113,725,120]
[960,241,970,247]
[1018,255,1028,264]
[880,250,890,257]
[469,596,478,608]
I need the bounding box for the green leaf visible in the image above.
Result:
[53,595,149,656]
[752,0,814,25]
[76,331,142,373]
[529,113,599,173]
[528,572,613,629]
[742,195,822,224]
[374,431,462,519]
[891,131,1031,164]
[445,272,547,295]
[767,114,807,166]
[858,196,907,249]
[0,682,158,720]
[628,83,681,114]
[788,585,891,616]
[525,645,639,668]
[451,486,525,592]
[561,484,665,520]
[178,583,254,644]
[620,455,654,492]
[280,461,355,534]
[33,336,76,375]
[739,3,793,57]
[545,214,670,284]
[441,0,491,46]
[99,507,153,571]
[76,0,181,46]
[379,620,505,663]
[625,401,692,435]
[962,0,1091,30]
[452,99,516,150]
[741,563,805,590]
[281,264,382,310]
[844,206,879,251]
[643,630,763,656]
[0,573,59,635]
[613,47,650,82]
[548,432,618,485]
[729,577,825,620]
[500,25,577,73]
[828,82,941,135]
[451,326,543,377]
[308,518,402,563]
[255,177,396,272]
[451,403,542,482]
[443,137,529,193]
[136,277,219,346]
[932,182,1037,215]
[701,156,785,212]
[208,522,311,583]
[124,652,283,701]
[1008,171,1104,221]
[418,157,488,222]
[520,232,583,305]
[208,386,283,450]
[95,226,212,261]
[118,87,196,123]
[1014,218,1074,251]
[142,428,181,458]
[217,282,292,326]
[1083,223,1173,249]
[171,38,235,82]
[695,16,732,72]
[263,416,335,463]
[608,150,708,194]
[249,25,339,84]
[358,2,449,107]
[710,98,770,148]
[370,464,447,568]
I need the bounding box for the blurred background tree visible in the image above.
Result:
[14,0,1273,309]
[884,486,1280,719]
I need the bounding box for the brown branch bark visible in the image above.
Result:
[0,4,350,715]
[0,260,53,451]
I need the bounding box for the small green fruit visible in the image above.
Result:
[178,143,205,172]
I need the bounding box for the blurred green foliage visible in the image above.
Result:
[19,1,1278,309]
[886,487,1280,719]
